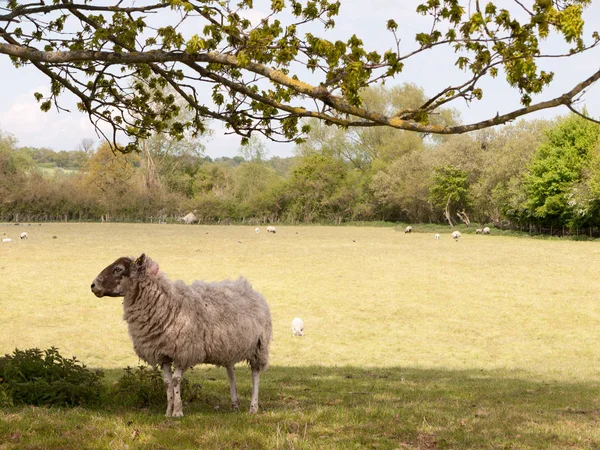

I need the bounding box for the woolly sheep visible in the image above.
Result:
[292,317,304,337]
[20,232,28,239]
[483,227,491,235]
[91,254,272,416]
[179,212,198,224]
[266,226,276,234]
[2,238,12,243]
[404,226,412,234]
[452,230,461,240]
[255,227,260,233]
[475,229,483,234]
[434,233,440,240]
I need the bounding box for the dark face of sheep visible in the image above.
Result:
[91,256,135,297]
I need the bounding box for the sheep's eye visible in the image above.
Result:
[113,266,123,274]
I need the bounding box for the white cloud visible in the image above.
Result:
[0,87,97,150]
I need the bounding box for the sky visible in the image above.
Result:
[0,0,599,159]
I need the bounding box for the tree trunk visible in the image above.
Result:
[444,197,454,227]
[456,209,471,227]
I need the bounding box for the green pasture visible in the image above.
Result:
[1,223,600,448]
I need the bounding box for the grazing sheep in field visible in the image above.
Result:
[179,212,198,224]
[255,227,260,233]
[91,254,272,417]
[483,227,491,235]
[434,233,440,240]
[20,232,28,239]
[292,317,305,337]
[266,226,276,234]
[475,229,483,235]
[452,230,461,241]
[2,238,12,243]
[404,226,412,234]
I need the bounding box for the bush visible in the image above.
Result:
[0,347,104,406]
[111,365,201,409]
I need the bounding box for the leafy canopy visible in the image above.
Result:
[0,1,598,153]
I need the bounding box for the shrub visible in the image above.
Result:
[111,365,201,409]
[0,347,104,406]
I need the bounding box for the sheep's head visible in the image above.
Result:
[91,256,134,297]
[91,253,161,298]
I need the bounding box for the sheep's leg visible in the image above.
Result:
[226,365,240,410]
[249,368,261,414]
[171,366,186,417]
[162,363,174,417]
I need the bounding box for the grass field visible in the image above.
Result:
[1,223,600,449]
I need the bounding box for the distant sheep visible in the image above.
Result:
[434,233,440,240]
[483,227,491,235]
[404,226,412,234]
[475,229,483,235]
[91,254,272,416]
[2,238,12,243]
[266,226,276,234]
[255,227,260,233]
[452,230,461,240]
[20,232,28,239]
[178,212,198,224]
[292,317,305,337]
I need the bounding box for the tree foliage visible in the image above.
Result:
[525,113,600,226]
[0,1,598,152]
[2,104,600,233]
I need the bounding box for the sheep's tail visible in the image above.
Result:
[250,329,271,372]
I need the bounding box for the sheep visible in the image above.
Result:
[452,230,461,240]
[434,233,440,240]
[20,232,28,239]
[255,227,260,233]
[475,229,483,234]
[483,227,491,235]
[91,253,272,417]
[292,317,305,337]
[178,212,198,224]
[2,238,12,243]
[266,226,276,234]
[404,226,412,234]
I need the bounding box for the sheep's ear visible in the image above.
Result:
[135,253,146,267]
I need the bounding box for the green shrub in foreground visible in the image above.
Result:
[110,365,201,410]
[0,347,104,406]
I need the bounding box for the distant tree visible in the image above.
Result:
[238,136,269,162]
[296,84,457,170]
[82,142,139,217]
[0,1,598,152]
[429,165,472,227]
[284,153,352,222]
[525,114,600,228]
[470,120,550,226]
[76,138,95,155]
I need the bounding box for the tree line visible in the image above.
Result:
[1,85,600,234]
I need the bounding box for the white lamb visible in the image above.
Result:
[292,317,304,336]
[452,230,461,240]
[266,226,276,234]
[20,232,28,239]
[255,228,260,233]
[434,233,440,240]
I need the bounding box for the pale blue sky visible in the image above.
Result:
[0,0,598,158]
